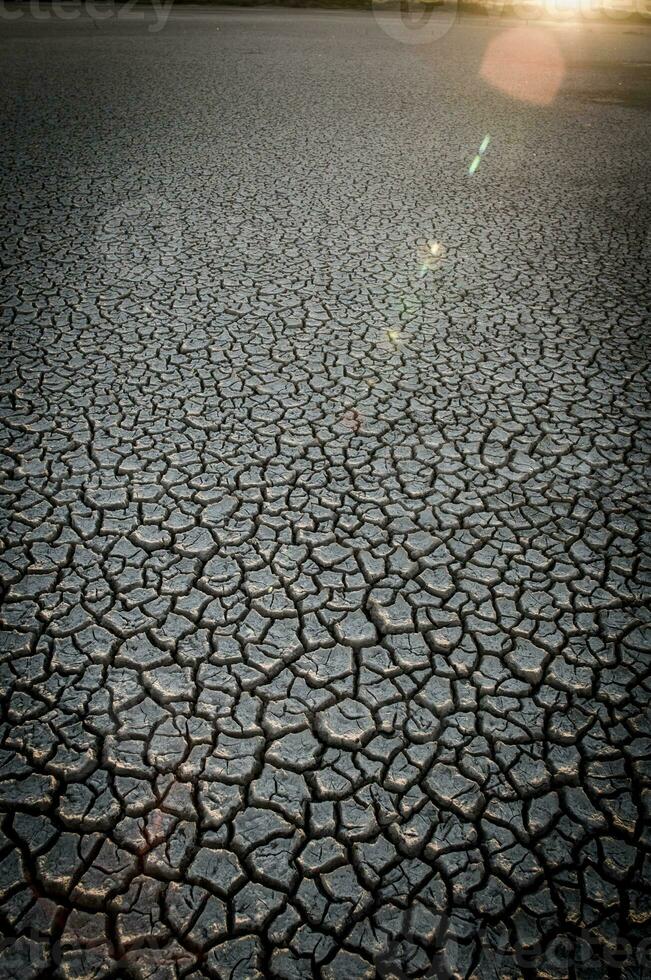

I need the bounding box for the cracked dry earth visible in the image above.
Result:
[1,7,651,979]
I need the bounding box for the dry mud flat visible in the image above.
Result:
[0,7,650,978]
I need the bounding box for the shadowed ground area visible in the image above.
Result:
[0,6,650,978]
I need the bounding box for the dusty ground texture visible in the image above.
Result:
[1,6,650,978]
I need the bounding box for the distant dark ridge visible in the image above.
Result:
[156,0,650,19]
[167,0,442,8]
[26,0,648,18]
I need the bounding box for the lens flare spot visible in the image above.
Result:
[341,408,363,431]
[418,240,446,275]
[469,154,482,175]
[480,27,565,106]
